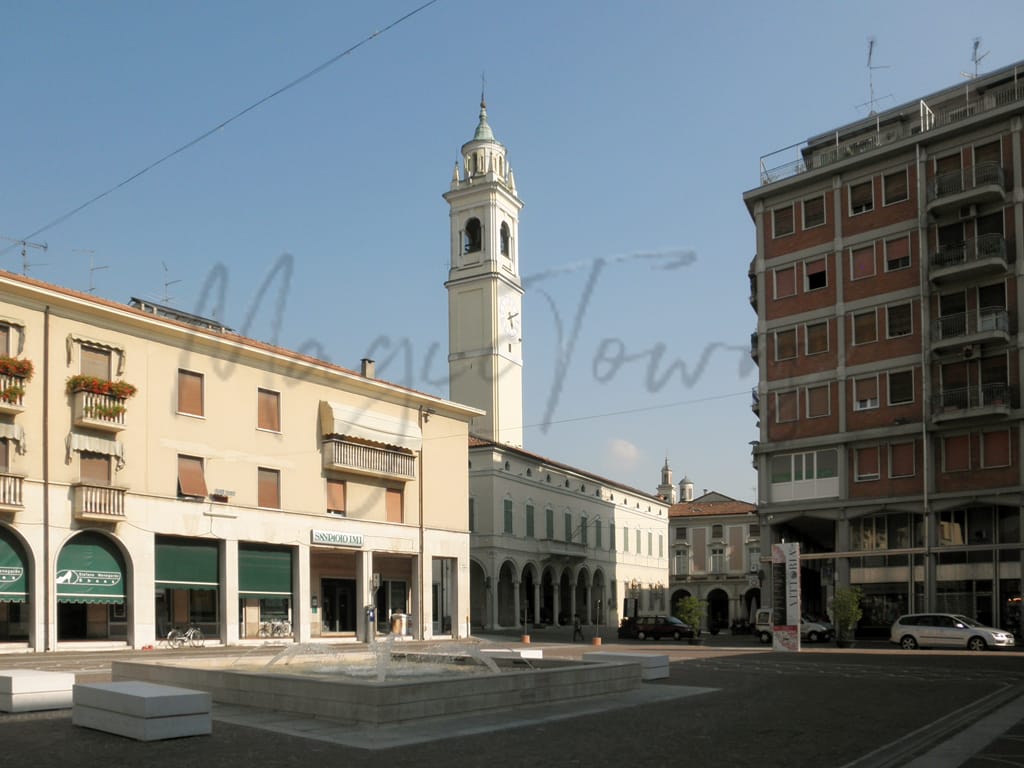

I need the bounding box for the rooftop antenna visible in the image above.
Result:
[160,261,182,304]
[0,236,48,275]
[74,249,107,293]
[961,37,990,80]
[857,37,891,116]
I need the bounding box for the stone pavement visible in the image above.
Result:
[1,632,1023,768]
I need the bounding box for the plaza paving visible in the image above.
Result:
[1,630,1022,767]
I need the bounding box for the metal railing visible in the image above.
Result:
[932,307,1009,340]
[759,78,1024,185]
[928,162,1004,202]
[932,383,1013,413]
[931,234,1008,270]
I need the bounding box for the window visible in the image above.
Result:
[463,218,482,253]
[525,503,535,538]
[806,384,830,418]
[177,370,204,417]
[805,321,828,355]
[982,431,1011,468]
[772,205,794,238]
[468,498,475,532]
[774,328,797,361]
[595,519,602,548]
[257,467,280,509]
[849,179,874,214]
[327,478,346,515]
[852,310,877,345]
[886,303,913,338]
[711,524,724,538]
[80,346,112,378]
[885,236,911,271]
[676,526,687,541]
[883,169,909,205]
[942,434,971,473]
[771,449,838,484]
[0,324,10,357]
[503,499,513,534]
[257,388,280,432]
[581,515,589,546]
[888,370,914,405]
[710,546,725,573]
[177,455,208,498]
[545,508,554,539]
[80,452,111,485]
[853,376,879,411]
[636,529,641,554]
[890,442,915,478]
[803,195,825,229]
[804,258,827,291]
[647,531,653,556]
[775,391,798,423]
[500,222,510,257]
[850,244,875,280]
[855,446,880,481]
[564,512,573,543]
[773,266,797,299]
[673,549,689,576]
[609,521,616,550]
[623,527,629,552]
[0,439,8,473]
[386,488,403,523]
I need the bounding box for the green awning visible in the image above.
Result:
[56,532,125,604]
[155,537,218,590]
[238,546,292,599]
[0,528,27,603]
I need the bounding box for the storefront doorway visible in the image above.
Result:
[320,577,356,633]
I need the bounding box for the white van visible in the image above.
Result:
[755,609,834,643]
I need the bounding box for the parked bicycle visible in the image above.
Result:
[166,624,205,649]
[258,619,292,638]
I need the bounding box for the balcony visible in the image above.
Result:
[0,374,26,416]
[929,234,1010,284]
[751,387,760,415]
[321,437,416,481]
[72,483,126,522]
[750,331,759,363]
[535,537,586,562]
[932,383,1013,423]
[0,473,23,513]
[927,162,1006,214]
[931,308,1010,354]
[71,391,127,432]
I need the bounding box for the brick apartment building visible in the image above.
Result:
[744,60,1024,636]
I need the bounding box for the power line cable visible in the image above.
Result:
[1,0,441,257]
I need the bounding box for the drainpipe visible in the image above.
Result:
[916,143,933,612]
[418,405,426,640]
[42,306,51,651]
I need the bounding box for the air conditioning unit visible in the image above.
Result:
[958,204,977,220]
[963,344,977,360]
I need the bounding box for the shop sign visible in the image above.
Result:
[311,530,364,548]
[0,566,22,583]
[55,569,121,587]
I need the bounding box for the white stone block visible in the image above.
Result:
[582,652,670,680]
[72,682,211,741]
[72,705,211,741]
[0,669,75,712]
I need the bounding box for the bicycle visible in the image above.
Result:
[166,624,205,649]
[258,619,292,638]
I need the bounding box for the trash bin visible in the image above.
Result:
[390,613,408,635]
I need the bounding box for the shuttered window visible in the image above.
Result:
[883,170,908,204]
[257,388,280,432]
[774,266,797,298]
[81,346,111,378]
[178,370,204,416]
[806,322,828,355]
[854,376,879,410]
[850,180,874,214]
[0,325,10,356]
[80,452,111,484]
[885,236,911,271]
[853,310,877,344]
[806,384,830,418]
[772,206,794,237]
[982,431,1011,468]
[258,467,280,509]
[326,478,346,515]
[974,140,1001,165]
[890,442,915,477]
[943,434,971,472]
[803,195,825,228]
[775,329,797,360]
[805,258,827,291]
[851,245,875,279]
[776,391,798,423]
[386,488,403,523]
[177,455,208,498]
[855,446,880,481]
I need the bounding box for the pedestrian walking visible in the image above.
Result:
[572,614,583,641]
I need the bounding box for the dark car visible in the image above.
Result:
[618,615,695,641]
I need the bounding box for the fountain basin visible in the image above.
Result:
[110,654,643,726]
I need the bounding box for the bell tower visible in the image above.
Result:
[444,98,524,446]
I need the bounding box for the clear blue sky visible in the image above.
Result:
[2,1,1022,502]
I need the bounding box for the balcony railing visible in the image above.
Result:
[930,234,1009,274]
[758,77,1024,185]
[72,483,126,521]
[751,386,760,415]
[322,438,415,480]
[71,390,127,432]
[0,374,26,415]
[0,472,23,511]
[750,331,759,362]
[928,162,1005,205]
[932,307,1010,344]
[932,383,1013,419]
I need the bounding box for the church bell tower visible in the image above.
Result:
[444,98,524,446]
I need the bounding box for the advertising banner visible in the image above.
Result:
[771,542,801,652]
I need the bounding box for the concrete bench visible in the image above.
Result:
[480,647,544,661]
[582,652,670,681]
[72,681,211,741]
[0,669,75,712]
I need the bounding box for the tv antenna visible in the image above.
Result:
[160,261,182,304]
[858,37,892,115]
[74,249,107,293]
[961,37,989,79]
[0,236,48,275]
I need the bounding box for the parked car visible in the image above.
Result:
[889,613,1016,651]
[754,609,835,643]
[618,615,695,641]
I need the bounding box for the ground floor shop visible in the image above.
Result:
[0,520,468,651]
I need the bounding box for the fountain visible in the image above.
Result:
[110,637,643,726]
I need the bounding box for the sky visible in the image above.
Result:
[3,1,1024,503]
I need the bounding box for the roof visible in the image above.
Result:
[669,491,756,519]
[472,99,495,142]
[468,435,665,505]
